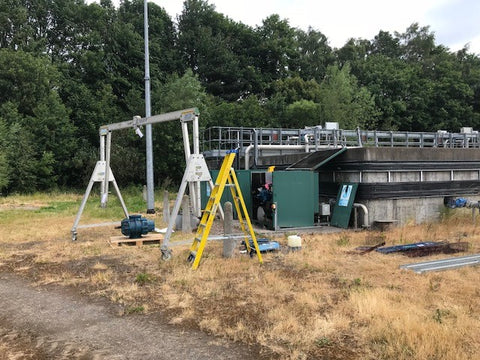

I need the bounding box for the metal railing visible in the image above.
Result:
[201,126,480,154]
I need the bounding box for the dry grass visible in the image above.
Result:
[1,193,479,359]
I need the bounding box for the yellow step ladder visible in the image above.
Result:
[188,150,263,269]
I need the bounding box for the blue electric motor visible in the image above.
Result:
[121,215,155,239]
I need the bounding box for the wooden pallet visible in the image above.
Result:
[109,233,163,246]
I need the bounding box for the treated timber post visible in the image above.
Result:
[181,195,192,233]
[223,202,235,258]
[163,190,170,224]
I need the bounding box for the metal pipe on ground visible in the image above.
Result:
[400,254,480,273]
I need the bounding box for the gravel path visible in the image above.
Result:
[0,273,258,359]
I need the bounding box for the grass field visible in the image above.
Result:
[1,191,479,359]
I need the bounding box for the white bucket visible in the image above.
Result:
[287,235,302,248]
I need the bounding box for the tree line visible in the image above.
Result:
[1,0,479,193]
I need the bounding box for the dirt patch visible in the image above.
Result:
[0,272,262,359]
[0,202,46,211]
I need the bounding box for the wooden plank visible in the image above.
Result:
[109,233,163,246]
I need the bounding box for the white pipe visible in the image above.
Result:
[244,144,309,170]
[244,144,254,169]
[353,203,369,228]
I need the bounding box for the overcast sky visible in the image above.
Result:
[98,0,480,55]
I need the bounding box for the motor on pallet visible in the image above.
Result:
[444,197,480,209]
[121,215,155,238]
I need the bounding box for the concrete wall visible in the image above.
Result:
[320,148,480,227]
[358,196,480,227]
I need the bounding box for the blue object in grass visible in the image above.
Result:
[376,242,442,254]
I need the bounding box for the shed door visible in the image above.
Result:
[272,171,318,228]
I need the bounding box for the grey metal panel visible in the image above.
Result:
[287,148,347,170]
[400,254,480,273]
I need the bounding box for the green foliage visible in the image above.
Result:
[0,117,9,192]
[125,305,145,314]
[319,64,378,129]
[432,308,452,324]
[150,70,210,184]
[336,234,351,246]
[208,95,269,128]
[153,70,208,113]
[294,27,334,82]
[284,100,321,128]
[5,121,39,193]
[256,14,298,85]
[273,76,322,103]
[0,50,77,192]
[135,272,154,286]
[315,337,332,348]
[178,0,261,100]
[1,1,480,193]
[0,49,58,116]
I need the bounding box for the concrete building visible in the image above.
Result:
[202,126,480,229]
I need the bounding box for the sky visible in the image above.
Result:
[95,0,480,55]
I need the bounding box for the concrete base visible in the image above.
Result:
[360,196,480,226]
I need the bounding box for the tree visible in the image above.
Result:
[294,27,334,82]
[0,0,30,50]
[0,49,58,116]
[0,49,77,191]
[178,0,261,100]
[284,100,321,128]
[370,30,401,58]
[336,38,370,69]
[118,0,181,82]
[255,14,298,87]
[150,70,210,184]
[272,76,322,104]
[0,105,38,193]
[319,64,378,129]
[423,50,474,131]
[0,117,9,192]
[456,48,480,127]
[357,54,410,130]
[396,23,437,63]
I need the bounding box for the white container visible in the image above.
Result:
[319,203,330,216]
[325,122,339,130]
[287,235,302,248]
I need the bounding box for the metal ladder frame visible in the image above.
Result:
[186,151,263,270]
